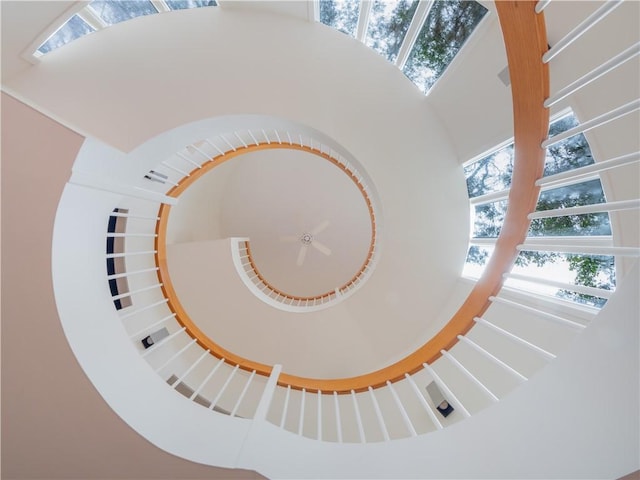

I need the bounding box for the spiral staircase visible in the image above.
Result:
[2,1,639,479]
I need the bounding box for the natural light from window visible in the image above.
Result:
[319,0,487,94]
[463,112,615,308]
[402,0,487,93]
[319,0,359,38]
[36,0,487,96]
[365,0,418,63]
[35,0,217,57]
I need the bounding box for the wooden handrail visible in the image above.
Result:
[244,241,336,302]
[156,142,377,373]
[154,1,549,393]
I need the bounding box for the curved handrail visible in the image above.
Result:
[244,240,335,302]
[155,141,379,372]
[233,236,380,312]
[154,1,549,393]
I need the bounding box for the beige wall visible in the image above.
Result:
[1,92,263,479]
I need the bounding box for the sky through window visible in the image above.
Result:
[463,112,615,307]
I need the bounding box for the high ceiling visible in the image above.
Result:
[2,0,639,479]
[25,3,477,379]
[215,147,372,298]
[160,115,470,378]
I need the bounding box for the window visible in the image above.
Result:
[462,245,492,279]
[464,144,514,198]
[463,112,615,307]
[87,1,158,26]
[543,115,594,176]
[319,0,360,38]
[34,0,218,57]
[365,0,419,62]
[473,201,507,238]
[319,0,487,94]
[530,180,611,237]
[509,253,615,308]
[165,0,217,10]
[402,0,488,94]
[37,15,95,56]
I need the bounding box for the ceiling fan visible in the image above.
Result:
[280,219,332,266]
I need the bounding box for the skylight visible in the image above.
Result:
[36,0,485,96]
[319,0,487,95]
[34,0,218,57]
[530,180,611,237]
[165,0,218,10]
[319,0,360,38]
[365,0,419,63]
[465,113,597,199]
[88,1,158,26]
[402,0,488,94]
[37,15,95,56]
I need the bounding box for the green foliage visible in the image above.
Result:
[529,179,611,237]
[466,245,488,265]
[319,0,359,37]
[557,255,615,307]
[403,0,488,92]
[464,145,514,198]
[544,132,594,176]
[473,201,507,238]
[515,251,558,268]
[366,0,419,62]
[465,114,615,306]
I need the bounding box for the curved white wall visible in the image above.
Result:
[52,179,639,477]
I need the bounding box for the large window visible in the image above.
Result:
[37,15,96,55]
[319,0,487,95]
[365,0,419,62]
[34,0,218,57]
[319,0,360,38]
[36,0,487,96]
[402,0,487,94]
[530,180,610,237]
[87,1,158,26]
[463,112,615,308]
[165,0,217,10]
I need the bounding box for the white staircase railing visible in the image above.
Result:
[92,0,639,445]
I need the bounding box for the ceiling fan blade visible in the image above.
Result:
[280,235,298,243]
[311,219,330,235]
[296,245,308,266]
[312,241,331,256]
